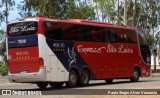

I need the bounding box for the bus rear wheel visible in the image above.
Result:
[37,82,48,89]
[105,79,113,84]
[49,82,64,88]
[130,68,140,82]
[66,70,78,88]
[78,69,90,86]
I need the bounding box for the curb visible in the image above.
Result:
[0,76,9,83]
[150,73,160,78]
[0,83,23,86]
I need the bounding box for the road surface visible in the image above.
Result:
[0,77,160,92]
[1,77,160,97]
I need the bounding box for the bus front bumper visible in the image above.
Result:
[8,68,46,83]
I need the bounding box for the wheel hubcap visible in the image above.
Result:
[70,74,76,83]
[134,71,138,78]
[82,73,88,83]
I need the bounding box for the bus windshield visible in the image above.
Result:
[136,30,151,64]
[7,21,38,37]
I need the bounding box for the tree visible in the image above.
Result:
[92,0,160,72]
[124,0,127,25]
[64,1,96,20]
[123,0,160,72]
[0,29,6,62]
[93,0,118,23]
[117,0,120,25]
[18,0,96,20]
[141,0,160,72]
[132,0,137,26]
[0,0,15,25]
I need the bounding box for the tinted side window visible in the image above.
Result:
[44,21,138,44]
[127,30,138,43]
[44,21,108,42]
[108,30,117,42]
[116,29,138,43]
[45,28,64,40]
[107,28,138,44]
[75,25,92,41]
[44,22,75,40]
[92,28,106,42]
[106,28,121,43]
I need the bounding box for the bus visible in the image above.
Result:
[7,17,151,89]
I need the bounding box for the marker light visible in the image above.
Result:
[39,57,44,67]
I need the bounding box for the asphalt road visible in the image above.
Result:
[1,77,160,93]
[1,77,160,98]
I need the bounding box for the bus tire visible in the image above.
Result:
[37,82,48,89]
[78,69,90,86]
[66,70,78,88]
[105,79,113,84]
[49,82,64,88]
[130,68,140,82]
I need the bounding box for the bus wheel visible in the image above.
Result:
[79,69,90,86]
[130,68,140,82]
[37,82,48,89]
[105,79,113,84]
[49,82,64,88]
[66,70,78,88]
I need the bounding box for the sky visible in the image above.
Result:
[0,0,22,30]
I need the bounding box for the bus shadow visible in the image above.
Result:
[86,78,160,87]
[16,86,69,91]
[16,78,160,91]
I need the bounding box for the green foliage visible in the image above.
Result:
[146,32,154,47]
[0,0,15,24]
[93,0,117,23]
[0,61,7,76]
[66,1,96,20]
[18,0,96,20]
[0,29,6,62]
[93,0,160,48]
[136,0,160,32]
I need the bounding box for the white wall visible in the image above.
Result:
[151,55,159,66]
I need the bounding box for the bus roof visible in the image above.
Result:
[8,16,138,30]
[56,19,138,30]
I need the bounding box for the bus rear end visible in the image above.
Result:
[7,18,46,83]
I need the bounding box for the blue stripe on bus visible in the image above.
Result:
[46,38,96,79]
[8,34,38,48]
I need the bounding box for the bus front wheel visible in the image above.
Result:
[37,82,48,89]
[130,68,140,82]
[66,70,78,88]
